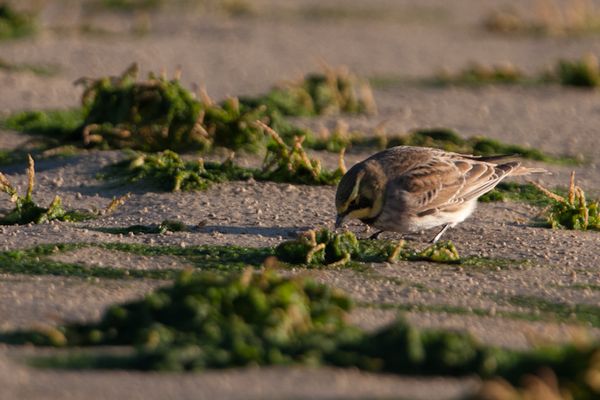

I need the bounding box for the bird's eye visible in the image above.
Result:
[351,197,371,210]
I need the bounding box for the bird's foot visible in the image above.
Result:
[368,230,384,240]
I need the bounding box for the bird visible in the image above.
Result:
[334,146,546,243]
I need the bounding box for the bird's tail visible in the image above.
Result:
[497,161,548,176]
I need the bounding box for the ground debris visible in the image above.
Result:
[532,171,600,231]
[3,269,599,400]
[0,155,93,224]
[275,228,461,266]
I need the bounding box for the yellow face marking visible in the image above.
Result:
[368,194,384,218]
[346,207,371,220]
[344,192,383,221]
[337,170,365,213]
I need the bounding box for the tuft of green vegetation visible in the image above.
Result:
[5,64,374,154]
[0,241,275,278]
[506,294,600,328]
[0,243,178,279]
[361,128,573,164]
[483,1,600,37]
[0,155,94,225]
[532,172,600,231]
[79,64,207,152]
[0,4,36,40]
[5,269,600,400]
[240,66,376,117]
[2,109,85,141]
[106,130,346,191]
[275,229,460,266]
[432,63,525,86]
[107,150,253,191]
[0,57,60,76]
[98,0,163,12]
[256,122,346,185]
[11,269,357,370]
[479,182,558,205]
[95,219,188,235]
[552,53,600,88]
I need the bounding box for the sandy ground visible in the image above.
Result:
[1,0,600,399]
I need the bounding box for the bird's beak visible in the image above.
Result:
[335,214,346,229]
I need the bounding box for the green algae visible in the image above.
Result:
[4,269,600,400]
[275,229,461,266]
[2,109,85,141]
[3,64,374,154]
[325,127,576,165]
[99,0,162,12]
[0,57,60,76]
[552,54,600,87]
[239,67,376,117]
[0,155,94,225]
[255,122,346,185]
[106,134,345,191]
[479,182,557,204]
[107,150,253,191]
[79,64,207,152]
[94,219,188,235]
[0,4,36,40]
[506,295,600,328]
[0,242,274,278]
[532,172,600,231]
[431,63,527,86]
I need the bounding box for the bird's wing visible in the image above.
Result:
[388,156,518,216]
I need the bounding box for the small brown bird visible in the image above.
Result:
[335,146,546,242]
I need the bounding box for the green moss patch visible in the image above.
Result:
[0,242,274,278]
[0,155,94,225]
[94,219,188,235]
[107,150,253,191]
[255,122,346,185]
[2,109,85,141]
[3,64,374,154]
[551,54,600,88]
[0,4,36,40]
[506,295,600,328]
[0,57,60,76]
[4,269,600,400]
[483,3,600,37]
[321,127,576,165]
[275,229,460,266]
[106,133,346,190]
[479,182,558,205]
[79,64,207,152]
[240,67,376,117]
[432,63,526,86]
[98,0,163,12]
[532,172,600,231]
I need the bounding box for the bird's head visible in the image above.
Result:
[335,160,386,228]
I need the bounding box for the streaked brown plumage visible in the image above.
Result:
[335,146,546,242]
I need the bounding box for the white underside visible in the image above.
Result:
[407,200,478,232]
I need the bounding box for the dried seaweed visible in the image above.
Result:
[532,172,600,231]
[0,4,36,40]
[239,66,376,117]
[256,122,346,185]
[483,2,600,36]
[6,268,600,400]
[275,229,461,266]
[78,64,208,152]
[552,54,600,88]
[0,155,93,225]
[108,150,253,191]
[432,63,525,86]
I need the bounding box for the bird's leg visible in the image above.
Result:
[368,230,384,240]
[430,224,450,244]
